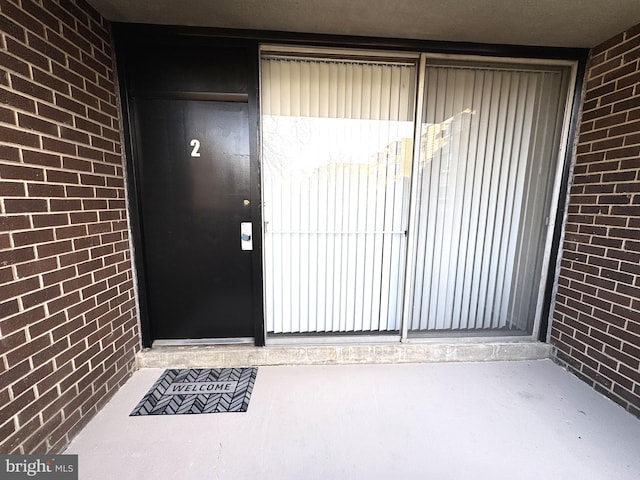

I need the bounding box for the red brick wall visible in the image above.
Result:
[0,0,139,453]
[551,24,640,418]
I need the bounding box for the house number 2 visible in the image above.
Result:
[190,139,201,157]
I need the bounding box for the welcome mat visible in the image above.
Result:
[130,368,257,416]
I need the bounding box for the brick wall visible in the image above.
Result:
[551,23,640,417]
[0,0,139,453]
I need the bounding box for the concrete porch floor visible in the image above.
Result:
[65,359,640,480]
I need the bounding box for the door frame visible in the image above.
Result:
[113,27,265,347]
[113,23,587,348]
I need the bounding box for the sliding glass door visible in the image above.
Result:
[261,48,574,339]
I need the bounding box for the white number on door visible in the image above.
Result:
[190,139,201,157]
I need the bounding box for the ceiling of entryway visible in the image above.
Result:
[87,0,640,48]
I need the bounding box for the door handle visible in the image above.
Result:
[240,222,253,251]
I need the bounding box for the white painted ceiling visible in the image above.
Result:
[87,0,640,49]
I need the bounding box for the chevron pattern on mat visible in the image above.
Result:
[130,368,258,416]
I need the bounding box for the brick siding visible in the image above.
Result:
[0,0,139,453]
[552,23,640,418]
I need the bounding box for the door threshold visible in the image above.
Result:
[138,341,552,368]
[153,338,254,347]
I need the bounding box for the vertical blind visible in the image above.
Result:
[262,55,417,333]
[408,61,569,334]
[261,51,572,338]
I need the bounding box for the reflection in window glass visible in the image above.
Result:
[262,56,416,334]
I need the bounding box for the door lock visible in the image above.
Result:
[240,222,253,251]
